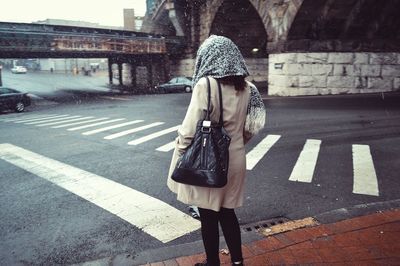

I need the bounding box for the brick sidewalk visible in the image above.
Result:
[143,209,400,265]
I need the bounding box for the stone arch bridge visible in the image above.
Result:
[144,0,400,96]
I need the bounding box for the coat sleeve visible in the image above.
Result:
[175,77,209,156]
[243,127,253,145]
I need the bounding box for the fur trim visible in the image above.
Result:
[245,83,266,135]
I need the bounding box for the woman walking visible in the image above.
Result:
[167,35,266,266]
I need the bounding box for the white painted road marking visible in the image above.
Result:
[13,114,69,123]
[0,143,200,243]
[24,115,81,125]
[67,118,126,131]
[156,141,176,152]
[3,114,59,122]
[51,117,109,128]
[289,139,321,183]
[82,120,144,135]
[36,116,95,127]
[352,144,379,196]
[246,135,281,170]
[128,125,180,145]
[104,122,164,140]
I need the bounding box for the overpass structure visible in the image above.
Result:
[143,0,400,96]
[0,21,185,89]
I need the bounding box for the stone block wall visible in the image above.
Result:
[169,58,195,78]
[122,63,133,85]
[120,61,165,89]
[169,58,268,84]
[269,52,400,96]
[246,58,269,83]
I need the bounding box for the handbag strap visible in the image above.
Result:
[216,79,224,126]
[205,77,211,121]
[205,77,224,126]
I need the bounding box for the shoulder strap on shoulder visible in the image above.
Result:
[205,77,211,121]
[205,77,224,124]
[216,79,223,125]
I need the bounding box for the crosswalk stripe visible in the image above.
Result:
[35,116,95,127]
[128,125,180,146]
[352,144,379,196]
[289,139,321,183]
[3,114,58,122]
[67,118,126,131]
[0,143,200,243]
[51,117,109,128]
[24,115,80,125]
[104,122,164,140]
[246,135,281,170]
[82,120,144,135]
[13,114,68,123]
[156,141,176,152]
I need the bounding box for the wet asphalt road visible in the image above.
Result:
[0,72,399,265]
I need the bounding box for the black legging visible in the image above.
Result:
[198,207,243,266]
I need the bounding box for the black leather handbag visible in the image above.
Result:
[171,77,231,188]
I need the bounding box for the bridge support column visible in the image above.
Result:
[118,62,123,85]
[166,3,186,37]
[108,59,113,85]
[0,66,3,87]
[130,63,137,89]
[163,55,170,83]
[147,58,153,89]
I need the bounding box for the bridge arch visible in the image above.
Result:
[208,0,268,57]
[286,0,400,52]
[202,0,303,48]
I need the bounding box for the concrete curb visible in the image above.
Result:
[73,230,263,266]
[313,198,400,224]
[130,230,263,266]
[261,90,400,100]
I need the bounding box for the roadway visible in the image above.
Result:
[1,72,399,265]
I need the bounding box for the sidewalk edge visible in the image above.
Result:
[313,198,400,224]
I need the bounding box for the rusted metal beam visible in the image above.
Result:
[0,22,174,58]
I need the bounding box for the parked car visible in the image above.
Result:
[156,77,193,93]
[0,87,31,112]
[11,66,27,74]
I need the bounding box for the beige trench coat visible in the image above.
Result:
[167,77,252,212]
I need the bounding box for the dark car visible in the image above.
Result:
[0,87,31,112]
[156,77,193,93]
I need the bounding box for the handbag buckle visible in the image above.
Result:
[202,120,211,127]
[201,127,211,133]
[202,120,211,133]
